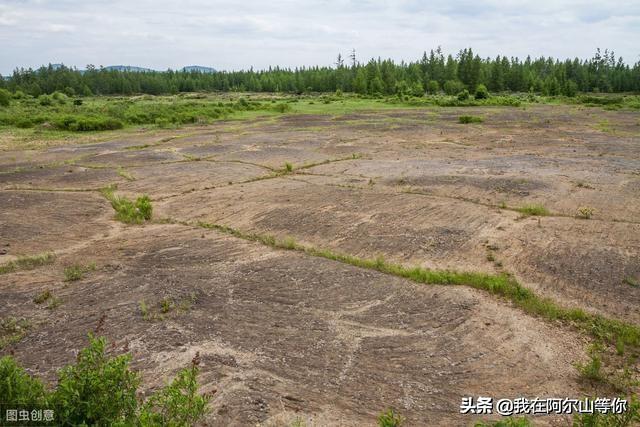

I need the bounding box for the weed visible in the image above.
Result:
[284,162,294,173]
[160,298,173,314]
[101,186,153,224]
[47,296,62,310]
[516,204,549,216]
[139,300,150,320]
[573,397,640,426]
[33,289,52,304]
[458,115,483,124]
[624,277,639,287]
[486,252,496,262]
[378,408,404,427]
[0,318,31,349]
[576,344,604,383]
[0,252,55,275]
[576,206,595,219]
[63,262,96,282]
[576,181,594,189]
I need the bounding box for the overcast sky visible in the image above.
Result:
[1,0,639,74]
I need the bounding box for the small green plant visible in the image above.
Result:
[139,300,150,320]
[378,408,404,427]
[284,162,294,173]
[63,263,96,282]
[101,187,153,224]
[575,346,603,383]
[160,298,173,314]
[459,115,483,124]
[624,277,639,287]
[46,296,62,310]
[576,206,595,219]
[516,204,549,216]
[33,289,52,304]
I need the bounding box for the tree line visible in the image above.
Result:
[2,48,638,97]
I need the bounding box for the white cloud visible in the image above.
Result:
[0,0,638,74]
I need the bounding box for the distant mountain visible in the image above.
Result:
[181,65,216,73]
[104,65,155,72]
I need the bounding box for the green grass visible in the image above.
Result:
[100,186,152,224]
[0,335,209,425]
[63,262,96,281]
[195,221,640,352]
[0,252,55,275]
[377,409,404,427]
[515,204,549,216]
[458,115,484,124]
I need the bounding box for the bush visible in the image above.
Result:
[474,84,489,100]
[459,115,483,124]
[0,335,210,426]
[54,116,124,131]
[38,95,53,106]
[0,88,11,107]
[457,89,470,101]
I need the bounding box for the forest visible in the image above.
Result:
[1,48,639,97]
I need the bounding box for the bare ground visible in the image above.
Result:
[1,104,639,426]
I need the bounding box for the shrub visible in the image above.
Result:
[0,88,11,107]
[0,356,48,405]
[457,89,470,101]
[474,84,489,100]
[1,335,210,425]
[459,115,483,124]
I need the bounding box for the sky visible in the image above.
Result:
[1,0,639,75]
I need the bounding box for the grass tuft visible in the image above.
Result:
[516,204,549,216]
[0,252,55,275]
[101,186,152,224]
